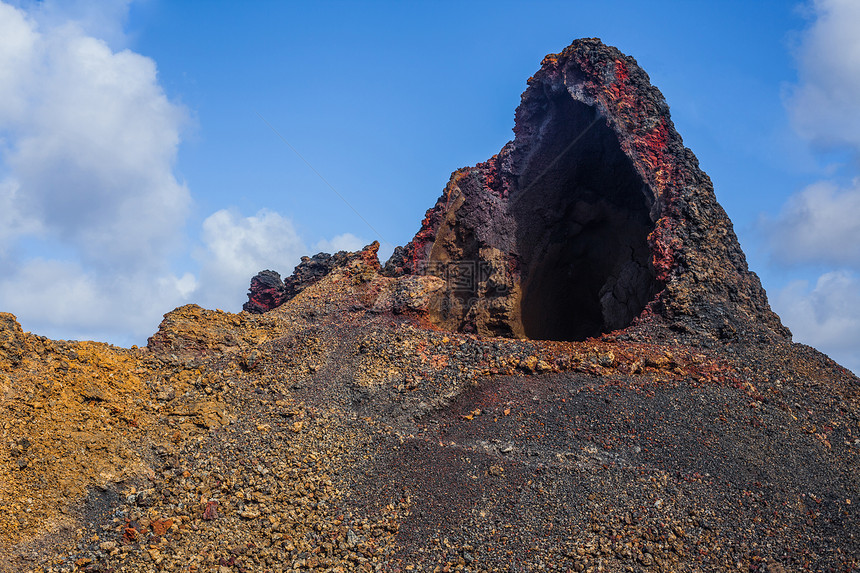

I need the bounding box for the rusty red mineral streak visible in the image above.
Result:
[409,168,472,273]
[650,219,682,283]
[573,55,682,283]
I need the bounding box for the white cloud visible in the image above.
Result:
[194,209,308,311]
[774,270,860,374]
[314,232,367,254]
[762,179,860,267]
[0,4,37,123]
[0,179,42,254]
[0,1,193,344]
[0,11,190,270]
[785,0,860,150]
[18,0,133,49]
[0,258,195,344]
[192,210,373,312]
[762,0,860,376]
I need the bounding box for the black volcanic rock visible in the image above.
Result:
[243,253,344,314]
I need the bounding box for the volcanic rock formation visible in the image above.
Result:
[257,38,787,345]
[390,38,782,341]
[1,39,858,573]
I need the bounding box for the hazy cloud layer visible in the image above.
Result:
[785,0,860,151]
[0,259,195,343]
[763,179,860,267]
[315,233,368,255]
[773,271,860,374]
[767,0,860,374]
[18,0,133,49]
[0,179,41,254]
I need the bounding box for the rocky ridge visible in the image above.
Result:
[0,38,857,573]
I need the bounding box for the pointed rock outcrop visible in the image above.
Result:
[388,38,787,342]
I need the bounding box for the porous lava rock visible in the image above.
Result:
[242,270,288,314]
[387,38,787,342]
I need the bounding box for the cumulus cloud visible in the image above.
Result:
[193,210,374,312]
[0,180,41,254]
[0,1,192,343]
[0,6,190,269]
[784,0,860,151]
[762,179,860,267]
[773,271,860,374]
[194,209,308,311]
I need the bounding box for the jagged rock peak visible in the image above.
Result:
[388,38,787,342]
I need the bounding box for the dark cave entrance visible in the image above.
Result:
[513,95,659,341]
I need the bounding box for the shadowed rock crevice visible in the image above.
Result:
[513,96,658,341]
[411,94,660,341]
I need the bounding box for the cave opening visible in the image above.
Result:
[512,94,659,341]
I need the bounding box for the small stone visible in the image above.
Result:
[202,500,219,520]
[151,519,173,536]
[136,489,156,507]
[522,356,539,371]
[80,385,106,401]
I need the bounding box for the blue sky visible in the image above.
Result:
[0,0,858,374]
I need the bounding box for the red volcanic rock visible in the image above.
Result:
[388,38,787,342]
[243,270,288,314]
